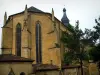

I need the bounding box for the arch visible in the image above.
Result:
[35,20,42,25]
[35,22,42,63]
[20,72,25,75]
[16,23,21,56]
[8,68,15,75]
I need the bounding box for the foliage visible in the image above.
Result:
[88,17,100,75]
[63,52,75,65]
[89,17,100,62]
[89,44,100,62]
[61,21,90,65]
[81,28,95,46]
[92,18,100,43]
[61,17,100,75]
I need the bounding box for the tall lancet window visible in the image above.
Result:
[16,23,21,56]
[36,23,42,63]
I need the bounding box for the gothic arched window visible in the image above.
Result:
[35,23,42,63]
[16,23,21,56]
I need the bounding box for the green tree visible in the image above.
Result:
[89,17,100,75]
[89,44,100,75]
[61,21,92,75]
[94,18,100,43]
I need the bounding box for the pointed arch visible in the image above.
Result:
[16,23,21,56]
[8,68,15,75]
[35,21,42,63]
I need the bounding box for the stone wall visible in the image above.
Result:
[2,12,66,67]
[0,62,33,75]
[36,70,59,75]
[88,62,99,75]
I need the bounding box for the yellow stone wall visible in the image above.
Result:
[2,12,67,67]
[0,62,32,75]
[12,14,24,56]
[88,63,99,75]
[63,68,81,75]
[2,28,12,48]
[2,28,12,54]
[1,17,13,54]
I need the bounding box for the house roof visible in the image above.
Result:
[0,54,33,62]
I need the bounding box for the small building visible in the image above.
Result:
[0,54,33,75]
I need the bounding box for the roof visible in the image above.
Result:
[32,64,59,72]
[61,8,69,26]
[27,6,44,13]
[62,65,80,69]
[3,6,68,30]
[0,54,33,62]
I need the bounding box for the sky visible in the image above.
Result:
[0,0,100,53]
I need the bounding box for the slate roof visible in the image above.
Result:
[61,8,69,26]
[0,54,33,62]
[27,6,44,13]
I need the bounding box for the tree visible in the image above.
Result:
[61,21,91,75]
[94,18,100,43]
[89,44,100,75]
[89,17,100,75]
[61,21,97,75]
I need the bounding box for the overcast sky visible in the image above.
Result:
[0,0,100,53]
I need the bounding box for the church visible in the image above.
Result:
[0,5,82,75]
